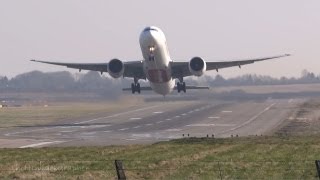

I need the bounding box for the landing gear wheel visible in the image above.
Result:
[131,83,141,94]
[131,83,135,94]
[136,83,141,94]
[182,82,186,93]
[177,82,186,93]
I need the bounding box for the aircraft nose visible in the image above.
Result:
[140,29,157,44]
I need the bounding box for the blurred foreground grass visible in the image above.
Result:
[0,136,319,179]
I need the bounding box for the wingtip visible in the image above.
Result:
[30,59,36,62]
[285,54,291,56]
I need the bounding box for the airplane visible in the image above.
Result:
[31,26,290,96]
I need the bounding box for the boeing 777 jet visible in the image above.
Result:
[31,26,290,95]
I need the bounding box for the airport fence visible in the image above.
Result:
[0,159,319,179]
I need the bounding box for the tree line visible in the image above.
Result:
[0,70,320,93]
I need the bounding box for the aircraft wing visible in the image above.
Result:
[171,54,290,79]
[30,59,146,79]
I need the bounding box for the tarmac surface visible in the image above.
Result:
[0,94,303,148]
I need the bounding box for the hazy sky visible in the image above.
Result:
[0,1,319,78]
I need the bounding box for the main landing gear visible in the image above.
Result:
[131,78,141,94]
[177,77,186,93]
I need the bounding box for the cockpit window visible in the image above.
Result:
[143,27,158,32]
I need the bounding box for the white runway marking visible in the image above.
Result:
[153,111,163,114]
[62,125,110,129]
[118,128,129,131]
[215,124,236,127]
[76,105,160,124]
[220,103,276,134]
[188,111,194,113]
[165,129,182,132]
[208,117,220,119]
[5,127,53,136]
[186,124,235,127]
[6,105,161,137]
[222,111,233,113]
[296,117,309,120]
[130,118,142,120]
[175,116,180,118]
[181,113,187,116]
[125,138,137,141]
[19,141,63,148]
[133,126,141,129]
[86,125,108,128]
[165,119,172,121]
[103,130,112,133]
[145,124,153,126]
[82,132,96,135]
[156,121,164,124]
[186,124,215,127]
[60,131,74,133]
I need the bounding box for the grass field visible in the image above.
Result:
[1,90,320,179]
[0,135,319,179]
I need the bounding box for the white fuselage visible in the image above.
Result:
[139,26,175,95]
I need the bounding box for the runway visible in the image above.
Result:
[0,95,302,148]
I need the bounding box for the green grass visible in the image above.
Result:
[0,136,320,179]
[0,101,139,128]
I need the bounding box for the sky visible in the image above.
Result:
[0,0,319,78]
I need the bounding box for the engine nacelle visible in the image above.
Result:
[188,57,207,76]
[108,59,124,78]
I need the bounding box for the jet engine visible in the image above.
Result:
[188,57,207,76]
[108,59,125,78]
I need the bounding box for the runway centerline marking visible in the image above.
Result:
[153,111,163,114]
[186,124,235,127]
[222,111,232,113]
[219,103,276,134]
[156,121,164,124]
[118,128,129,131]
[145,124,153,126]
[208,117,220,119]
[165,119,172,121]
[130,118,142,120]
[165,129,182,132]
[60,131,74,133]
[133,126,141,129]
